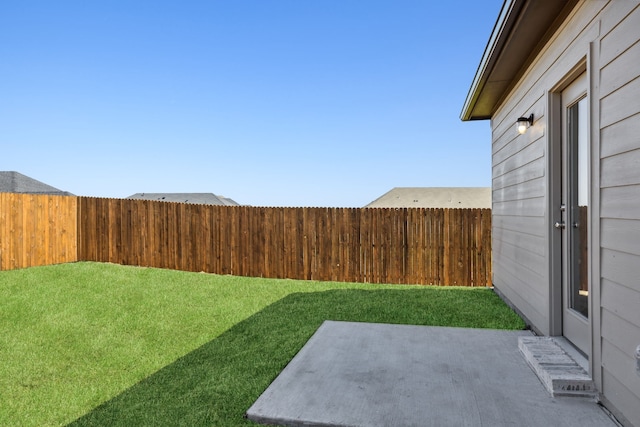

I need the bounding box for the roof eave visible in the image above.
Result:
[460,0,521,121]
[460,0,577,121]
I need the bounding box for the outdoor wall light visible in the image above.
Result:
[516,114,534,134]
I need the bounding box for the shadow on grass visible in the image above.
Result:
[69,288,524,426]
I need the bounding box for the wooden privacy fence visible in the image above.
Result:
[0,193,78,271]
[0,194,491,285]
[77,197,492,286]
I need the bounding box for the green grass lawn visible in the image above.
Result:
[0,262,524,426]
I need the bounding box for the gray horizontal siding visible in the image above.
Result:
[492,262,548,333]
[601,309,640,397]
[492,197,545,217]
[599,1,640,67]
[601,248,640,288]
[493,177,545,203]
[601,217,640,258]
[598,3,640,426]
[601,148,640,188]
[494,243,546,283]
[601,112,640,158]
[493,227,546,257]
[493,157,546,191]
[491,214,545,237]
[601,277,640,329]
[601,185,640,219]
[490,57,548,332]
[493,143,545,180]
[492,114,548,332]
[602,372,640,427]
[601,310,640,361]
[600,37,640,97]
[600,76,640,128]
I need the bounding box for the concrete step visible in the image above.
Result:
[519,336,597,398]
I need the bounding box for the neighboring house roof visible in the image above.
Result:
[0,171,74,195]
[461,0,578,121]
[365,187,491,209]
[126,193,240,206]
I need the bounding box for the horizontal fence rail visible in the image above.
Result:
[77,197,491,286]
[0,193,78,271]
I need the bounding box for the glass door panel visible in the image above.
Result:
[560,71,589,355]
[568,97,588,318]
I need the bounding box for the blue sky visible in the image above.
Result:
[1,1,502,207]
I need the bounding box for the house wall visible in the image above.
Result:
[597,2,640,425]
[491,1,640,425]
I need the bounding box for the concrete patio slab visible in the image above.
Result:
[246,321,617,427]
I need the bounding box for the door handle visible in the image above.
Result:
[554,221,566,229]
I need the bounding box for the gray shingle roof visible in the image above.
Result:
[126,193,240,206]
[0,171,73,195]
[365,187,491,209]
